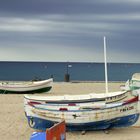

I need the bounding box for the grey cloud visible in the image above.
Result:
[0,0,140,16]
[0,0,140,62]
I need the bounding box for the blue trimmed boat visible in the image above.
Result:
[24,94,140,131]
[24,38,139,132]
[0,78,53,94]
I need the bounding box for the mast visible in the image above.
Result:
[104,36,109,93]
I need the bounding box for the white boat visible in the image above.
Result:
[0,78,53,94]
[24,94,139,131]
[24,37,140,131]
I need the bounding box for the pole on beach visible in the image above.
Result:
[64,62,70,82]
[104,36,109,93]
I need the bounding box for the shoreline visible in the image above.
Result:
[70,81,125,83]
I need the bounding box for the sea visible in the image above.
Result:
[0,61,140,82]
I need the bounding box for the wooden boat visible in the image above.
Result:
[24,94,139,131]
[24,37,139,131]
[0,78,53,94]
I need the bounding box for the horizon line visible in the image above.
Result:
[0,60,140,64]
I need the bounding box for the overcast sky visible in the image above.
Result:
[0,0,140,62]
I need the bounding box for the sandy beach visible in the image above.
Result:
[0,82,140,140]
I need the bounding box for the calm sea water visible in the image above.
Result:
[0,61,140,82]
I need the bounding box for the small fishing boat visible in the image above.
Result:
[24,94,139,131]
[24,37,139,131]
[0,78,53,94]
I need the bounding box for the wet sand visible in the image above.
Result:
[0,82,140,140]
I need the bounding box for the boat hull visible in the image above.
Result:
[0,86,52,94]
[26,113,139,131]
[24,92,139,131]
[0,78,53,94]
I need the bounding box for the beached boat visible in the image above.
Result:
[121,73,140,91]
[24,94,139,131]
[0,78,53,94]
[24,37,139,131]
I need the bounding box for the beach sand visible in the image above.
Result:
[0,82,140,140]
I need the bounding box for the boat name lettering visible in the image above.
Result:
[120,106,134,112]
